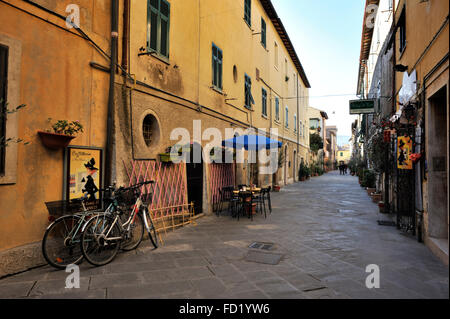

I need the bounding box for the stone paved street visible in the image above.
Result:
[0,171,448,299]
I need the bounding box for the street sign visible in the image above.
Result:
[349,99,376,114]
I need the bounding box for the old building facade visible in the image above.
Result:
[0,0,311,276]
[355,0,449,264]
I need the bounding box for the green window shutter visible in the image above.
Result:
[160,0,170,57]
[275,98,279,121]
[262,88,267,116]
[244,75,253,109]
[147,0,170,58]
[244,0,251,25]
[285,107,289,128]
[212,44,223,90]
[261,18,266,48]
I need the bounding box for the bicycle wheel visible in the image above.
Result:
[121,212,144,251]
[42,215,84,269]
[144,209,158,249]
[80,215,121,266]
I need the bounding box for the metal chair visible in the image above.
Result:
[252,189,267,219]
[221,186,239,217]
[237,191,254,221]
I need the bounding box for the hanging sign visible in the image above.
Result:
[349,99,376,114]
[397,136,413,170]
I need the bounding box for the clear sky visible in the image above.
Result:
[272,0,365,138]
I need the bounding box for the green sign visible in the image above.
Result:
[349,99,376,114]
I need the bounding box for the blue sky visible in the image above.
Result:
[272,0,365,139]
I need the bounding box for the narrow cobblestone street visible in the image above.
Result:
[0,172,448,299]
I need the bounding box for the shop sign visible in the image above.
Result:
[397,136,413,170]
[349,99,376,114]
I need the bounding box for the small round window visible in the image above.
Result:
[142,114,159,147]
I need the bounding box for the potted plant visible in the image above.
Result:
[378,201,385,213]
[38,119,83,150]
[159,146,183,163]
[366,187,376,196]
[372,192,382,203]
[299,162,308,181]
[273,185,281,192]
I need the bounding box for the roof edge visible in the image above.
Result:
[260,0,311,88]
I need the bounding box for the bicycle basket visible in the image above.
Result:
[45,200,82,217]
[45,198,101,217]
[116,188,138,207]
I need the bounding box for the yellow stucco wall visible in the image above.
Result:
[123,0,310,187]
[394,0,449,109]
[336,150,351,165]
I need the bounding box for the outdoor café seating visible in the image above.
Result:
[217,185,273,221]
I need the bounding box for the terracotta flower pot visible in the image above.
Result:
[38,131,76,150]
[371,194,382,203]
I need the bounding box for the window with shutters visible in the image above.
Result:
[147,0,170,58]
[262,88,267,117]
[285,106,289,128]
[398,8,406,54]
[244,0,251,26]
[212,43,223,90]
[275,97,280,122]
[261,18,266,48]
[244,74,254,109]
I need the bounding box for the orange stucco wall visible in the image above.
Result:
[0,0,111,251]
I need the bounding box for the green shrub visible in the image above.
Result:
[362,169,376,188]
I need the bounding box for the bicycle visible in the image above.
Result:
[80,181,158,266]
[41,187,115,269]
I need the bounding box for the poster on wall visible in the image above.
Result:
[66,147,103,209]
[397,136,413,170]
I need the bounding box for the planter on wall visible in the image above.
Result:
[158,153,173,163]
[38,131,75,150]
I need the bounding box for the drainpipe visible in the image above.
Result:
[121,0,130,73]
[106,0,119,186]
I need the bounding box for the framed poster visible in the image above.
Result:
[64,146,104,208]
[397,136,413,170]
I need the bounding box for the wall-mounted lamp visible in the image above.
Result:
[394,64,408,72]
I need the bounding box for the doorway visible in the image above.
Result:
[186,142,203,215]
[427,86,448,242]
